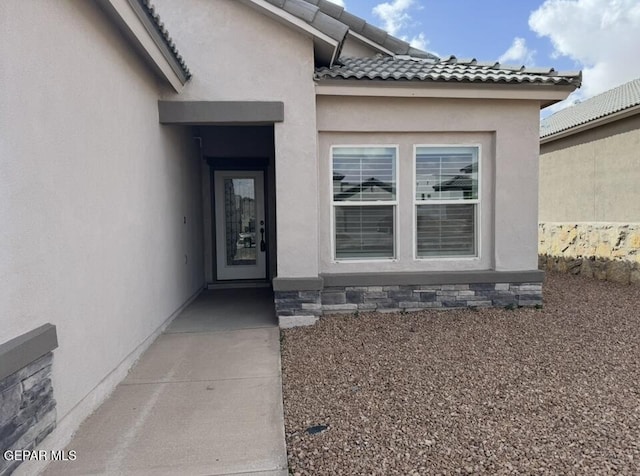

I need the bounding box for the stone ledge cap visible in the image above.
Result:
[0,324,58,381]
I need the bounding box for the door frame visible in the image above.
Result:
[208,157,272,284]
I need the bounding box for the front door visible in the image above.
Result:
[214,171,266,280]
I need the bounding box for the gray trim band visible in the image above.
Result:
[0,324,58,381]
[321,270,545,287]
[273,271,543,290]
[158,101,285,125]
[273,277,324,291]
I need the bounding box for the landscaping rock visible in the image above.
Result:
[281,272,640,475]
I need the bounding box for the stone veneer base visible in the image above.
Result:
[0,353,56,476]
[275,281,542,326]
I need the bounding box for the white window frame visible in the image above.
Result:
[412,144,482,261]
[330,144,399,262]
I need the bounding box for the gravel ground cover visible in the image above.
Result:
[281,272,640,475]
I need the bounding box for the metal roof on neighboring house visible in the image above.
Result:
[540,77,640,138]
[139,0,191,79]
[315,56,582,86]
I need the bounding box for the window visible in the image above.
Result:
[332,146,397,260]
[415,146,479,258]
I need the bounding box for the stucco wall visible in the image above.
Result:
[317,96,541,272]
[539,113,640,222]
[0,0,203,450]
[340,34,380,57]
[153,0,320,278]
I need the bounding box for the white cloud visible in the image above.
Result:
[373,0,415,36]
[409,32,428,51]
[372,0,433,53]
[530,0,640,102]
[498,37,536,65]
[331,0,346,8]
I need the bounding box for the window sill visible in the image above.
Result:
[333,258,399,264]
[414,255,481,262]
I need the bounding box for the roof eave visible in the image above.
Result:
[315,79,578,102]
[96,0,189,92]
[541,103,640,144]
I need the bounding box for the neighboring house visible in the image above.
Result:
[0,0,579,472]
[539,78,640,284]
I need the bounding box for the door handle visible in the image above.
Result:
[260,227,266,252]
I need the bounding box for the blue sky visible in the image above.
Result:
[335,0,640,113]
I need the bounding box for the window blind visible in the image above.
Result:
[333,147,396,202]
[417,203,476,257]
[415,149,477,201]
[335,206,394,259]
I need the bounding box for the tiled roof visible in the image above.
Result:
[139,0,191,79]
[315,56,582,86]
[263,0,348,44]
[540,77,640,138]
[303,0,439,60]
[264,0,438,60]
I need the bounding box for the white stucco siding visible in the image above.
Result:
[316,95,541,272]
[0,0,203,438]
[153,0,320,278]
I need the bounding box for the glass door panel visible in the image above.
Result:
[214,171,266,281]
[224,178,257,266]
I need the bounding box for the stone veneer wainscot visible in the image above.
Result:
[0,325,58,476]
[274,272,544,326]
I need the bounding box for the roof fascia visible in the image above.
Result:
[540,103,640,144]
[315,81,575,104]
[345,31,395,57]
[96,0,186,92]
[240,0,340,65]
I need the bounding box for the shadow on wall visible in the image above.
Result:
[539,254,640,285]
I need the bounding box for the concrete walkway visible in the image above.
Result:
[44,288,288,476]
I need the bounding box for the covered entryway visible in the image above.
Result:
[203,126,277,287]
[158,101,282,289]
